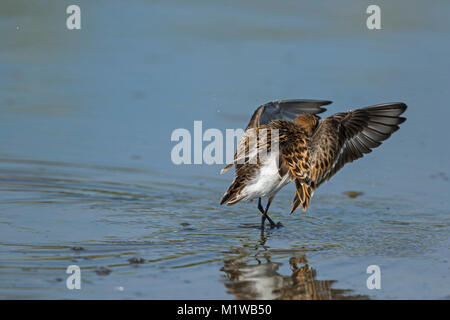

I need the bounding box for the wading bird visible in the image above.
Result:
[220,99,407,229]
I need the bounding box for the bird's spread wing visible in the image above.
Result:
[309,102,407,187]
[246,99,332,130]
[286,102,407,213]
[221,99,332,174]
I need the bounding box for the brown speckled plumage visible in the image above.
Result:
[220,99,407,228]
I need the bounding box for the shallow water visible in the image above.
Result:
[0,0,449,299]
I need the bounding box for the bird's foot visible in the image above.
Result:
[269,221,283,229]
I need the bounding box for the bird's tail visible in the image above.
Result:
[290,179,315,213]
[220,178,245,206]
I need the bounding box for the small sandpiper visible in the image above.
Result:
[220,99,407,229]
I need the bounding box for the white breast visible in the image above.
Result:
[240,153,291,201]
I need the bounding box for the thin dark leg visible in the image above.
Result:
[257,198,265,214]
[258,197,282,229]
[263,197,280,228]
[258,198,267,230]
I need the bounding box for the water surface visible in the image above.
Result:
[0,0,449,299]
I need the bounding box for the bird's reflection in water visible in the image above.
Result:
[221,232,368,300]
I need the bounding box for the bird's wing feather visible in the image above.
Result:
[246,99,332,129]
[309,102,407,187]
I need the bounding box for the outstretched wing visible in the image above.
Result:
[246,99,332,129]
[221,99,332,174]
[309,102,407,187]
